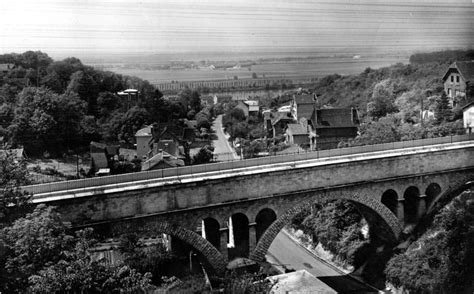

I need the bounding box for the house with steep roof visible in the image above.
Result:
[135,120,197,169]
[90,141,119,170]
[288,93,359,150]
[292,93,317,122]
[235,100,260,117]
[442,61,474,107]
[312,108,360,150]
[141,149,185,171]
[135,126,153,160]
[263,103,297,138]
[285,123,309,146]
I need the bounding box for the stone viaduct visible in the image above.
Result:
[25,140,474,274]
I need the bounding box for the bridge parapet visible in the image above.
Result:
[24,134,474,197]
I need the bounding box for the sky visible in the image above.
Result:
[0,0,473,57]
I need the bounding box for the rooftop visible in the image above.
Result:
[442,60,474,83]
[0,63,14,71]
[117,89,139,95]
[315,108,358,128]
[286,123,307,135]
[244,100,259,106]
[135,126,152,137]
[294,94,316,104]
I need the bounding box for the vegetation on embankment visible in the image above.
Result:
[385,190,474,293]
[285,49,474,292]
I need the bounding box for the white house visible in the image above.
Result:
[463,101,474,134]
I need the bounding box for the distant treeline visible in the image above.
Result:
[409,49,474,64]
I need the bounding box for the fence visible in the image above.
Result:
[23,133,474,195]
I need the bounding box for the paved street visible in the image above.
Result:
[266,230,341,277]
[267,231,378,293]
[211,115,239,161]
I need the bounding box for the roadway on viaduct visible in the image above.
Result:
[26,140,474,274]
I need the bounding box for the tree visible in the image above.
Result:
[195,111,211,130]
[0,148,31,226]
[350,114,401,146]
[119,234,176,286]
[66,70,100,114]
[97,91,122,117]
[144,89,170,122]
[230,108,246,122]
[108,106,150,145]
[178,88,202,115]
[192,145,214,165]
[9,87,87,155]
[434,92,453,124]
[367,80,398,119]
[45,57,85,91]
[385,191,474,293]
[1,205,152,293]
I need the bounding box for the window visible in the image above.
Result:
[456,76,460,83]
[447,88,452,97]
[455,90,459,97]
[451,76,454,82]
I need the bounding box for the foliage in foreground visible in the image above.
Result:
[0,147,31,226]
[0,205,152,293]
[385,191,474,293]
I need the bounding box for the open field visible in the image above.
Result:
[94,55,408,84]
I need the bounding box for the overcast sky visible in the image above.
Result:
[0,0,473,56]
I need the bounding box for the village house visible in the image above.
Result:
[200,95,215,107]
[235,100,259,117]
[116,88,141,111]
[312,108,359,150]
[135,121,195,170]
[284,93,359,150]
[292,93,317,123]
[90,141,119,172]
[285,123,309,146]
[0,63,15,74]
[263,108,296,138]
[442,60,474,107]
[212,94,233,104]
[463,101,474,134]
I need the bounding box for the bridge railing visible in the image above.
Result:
[23,133,474,195]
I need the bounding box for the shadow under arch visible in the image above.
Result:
[249,191,402,262]
[100,220,227,275]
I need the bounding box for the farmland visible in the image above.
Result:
[85,54,408,85]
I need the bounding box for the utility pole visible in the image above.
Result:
[420,95,424,127]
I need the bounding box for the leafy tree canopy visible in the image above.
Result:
[1,205,152,293]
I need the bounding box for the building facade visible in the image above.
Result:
[442,61,474,107]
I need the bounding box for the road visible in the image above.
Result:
[267,231,379,293]
[211,115,239,161]
[211,114,377,292]
[266,231,341,277]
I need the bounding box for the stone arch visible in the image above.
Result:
[107,220,227,275]
[255,208,277,242]
[425,183,442,211]
[249,191,402,262]
[381,189,398,215]
[404,186,420,224]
